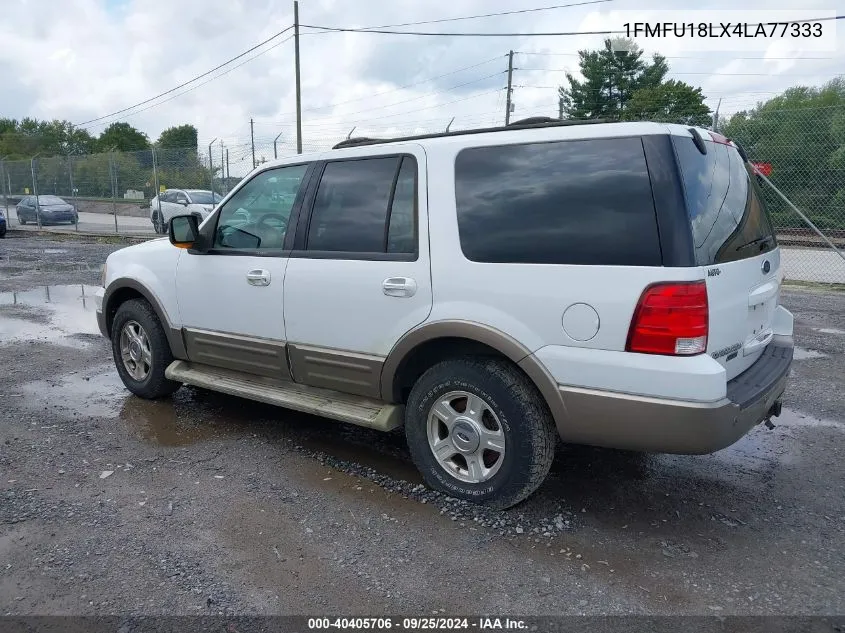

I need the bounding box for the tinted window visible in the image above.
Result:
[213,164,308,250]
[673,136,776,265]
[454,138,662,265]
[307,157,400,252]
[387,157,417,254]
[161,191,174,202]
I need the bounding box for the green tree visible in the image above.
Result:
[156,124,198,151]
[97,122,150,152]
[723,77,845,230]
[0,118,95,159]
[558,38,668,119]
[623,79,711,126]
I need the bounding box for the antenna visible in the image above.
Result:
[346,126,357,140]
[446,117,455,132]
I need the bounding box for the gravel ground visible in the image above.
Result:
[1,234,843,617]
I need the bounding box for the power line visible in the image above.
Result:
[81,34,296,130]
[302,24,620,37]
[353,1,613,29]
[251,55,506,120]
[76,25,294,127]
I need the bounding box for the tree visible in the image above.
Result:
[0,118,96,159]
[558,38,668,119]
[623,80,711,126]
[722,77,845,230]
[157,124,198,151]
[97,122,150,153]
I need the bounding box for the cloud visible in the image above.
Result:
[0,0,842,158]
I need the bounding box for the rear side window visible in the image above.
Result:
[307,156,417,254]
[673,136,776,265]
[454,138,662,265]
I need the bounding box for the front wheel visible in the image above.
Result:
[405,358,556,509]
[111,298,180,399]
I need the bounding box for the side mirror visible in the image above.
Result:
[178,199,189,206]
[169,214,199,249]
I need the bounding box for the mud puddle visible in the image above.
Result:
[0,284,100,345]
[793,346,829,360]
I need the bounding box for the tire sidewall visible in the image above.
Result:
[111,301,167,395]
[406,364,535,505]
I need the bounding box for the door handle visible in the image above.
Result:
[246,269,271,287]
[383,277,417,298]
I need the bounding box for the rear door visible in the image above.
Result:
[282,148,432,398]
[673,132,780,380]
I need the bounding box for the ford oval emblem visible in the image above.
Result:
[762,260,771,274]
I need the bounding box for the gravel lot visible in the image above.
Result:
[1,234,843,617]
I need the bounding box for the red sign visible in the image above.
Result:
[751,162,772,177]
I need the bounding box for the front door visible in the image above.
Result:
[175,162,312,378]
[283,148,432,398]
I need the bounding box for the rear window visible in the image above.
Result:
[454,137,662,266]
[672,136,776,265]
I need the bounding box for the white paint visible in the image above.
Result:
[562,303,600,342]
[815,327,845,335]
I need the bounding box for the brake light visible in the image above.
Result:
[709,131,732,146]
[626,282,708,356]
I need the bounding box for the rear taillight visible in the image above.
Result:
[626,281,708,356]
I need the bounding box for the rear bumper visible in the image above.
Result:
[554,338,793,454]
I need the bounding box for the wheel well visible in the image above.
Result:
[104,287,145,336]
[392,337,516,403]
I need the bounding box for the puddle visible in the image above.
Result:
[20,367,224,447]
[814,327,845,335]
[793,346,828,360]
[0,284,100,346]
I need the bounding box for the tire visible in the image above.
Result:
[111,298,180,399]
[18,215,25,225]
[151,211,164,234]
[0,229,5,238]
[405,357,556,509]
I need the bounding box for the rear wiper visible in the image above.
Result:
[736,235,775,252]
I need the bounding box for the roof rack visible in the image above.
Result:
[329,117,613,150]
[332,137,386,149]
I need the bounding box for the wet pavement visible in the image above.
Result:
[1,235,844,616]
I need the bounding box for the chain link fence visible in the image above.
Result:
[719,104,845,283]
[0,147,225,236]
[2,111,843,283]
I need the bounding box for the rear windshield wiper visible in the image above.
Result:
[736,235,775,252]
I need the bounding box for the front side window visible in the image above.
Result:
[175,191,189,204]
[307,156,417,254]
[454,138,662,265]
[213,164,309,250]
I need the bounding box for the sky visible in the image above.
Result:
[1,0,843,167]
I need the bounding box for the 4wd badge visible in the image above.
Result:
[707,268,721,277]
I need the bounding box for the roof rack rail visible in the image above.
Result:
[507,116,560,126]
[329,117,614,150]
[332,137,385,149]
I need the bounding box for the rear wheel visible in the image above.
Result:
[111,298,180,399]
[405,357,556,509]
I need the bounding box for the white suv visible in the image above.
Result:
[149,188,221,234]
[96,120,794,508]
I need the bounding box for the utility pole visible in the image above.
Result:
[504,50,514,125]
[274,131,283,159]
[219,140,224,196]
[294,0,303,154]
[250,118,256,168]
[207,137,217,192]
[712,98,722,132]
[225,149,230,187]
[558,96,564,119]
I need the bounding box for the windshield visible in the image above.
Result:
[673,135,776,265]
[186,191,221,204]
[37,195,66,205]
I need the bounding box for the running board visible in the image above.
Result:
[165,360,403,432]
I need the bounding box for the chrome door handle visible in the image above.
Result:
[246,269,271,286]
[383,277,417,298]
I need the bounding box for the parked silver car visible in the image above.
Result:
[16,195,78,225]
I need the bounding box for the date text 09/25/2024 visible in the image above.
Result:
[307,617,528,630]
